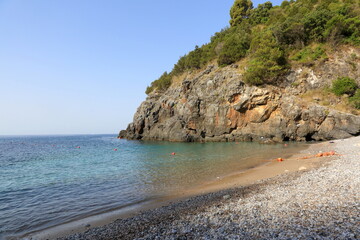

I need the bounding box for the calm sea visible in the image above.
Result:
[0,135,306,239]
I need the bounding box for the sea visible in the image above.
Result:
[0,134,307,239]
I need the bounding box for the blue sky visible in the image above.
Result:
[0,0,283,135]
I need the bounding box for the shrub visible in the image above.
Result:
[331,77,358,96]
[273,17,306,47]
[244,30,287,85]
[230,0,253,27]
[217,32,250,66]
[172,55,187,76]
[184,45,203,70]
[249,1,273,25]
[350,89,360,109]
[343,17,360,45]
[291,45,327,63]
[145,86,154,95]
[303,7,332,42]
[243,60,269,85]
[145,72,172,94]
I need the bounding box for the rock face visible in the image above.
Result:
[121,48,360,142]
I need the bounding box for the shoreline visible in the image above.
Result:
[24,139,339,240]
[59,136,358,239]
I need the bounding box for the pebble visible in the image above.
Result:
[223,195,230,200]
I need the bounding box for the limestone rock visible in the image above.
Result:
[119,49,360,143]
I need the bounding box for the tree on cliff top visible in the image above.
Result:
[145,0,360,94]
[230,0,254,27]
[244,29,287,85]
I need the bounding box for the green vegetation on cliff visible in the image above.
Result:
[332,77,358,96]
[350,90,360,109]
[146,0,360,94]
[331,77,360,109]
[145,72,172,94]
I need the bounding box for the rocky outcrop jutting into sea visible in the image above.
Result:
[120,47,360,142]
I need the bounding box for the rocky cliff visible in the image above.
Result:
[120,47,360,143]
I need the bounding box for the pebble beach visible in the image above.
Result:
[55,137,360,239]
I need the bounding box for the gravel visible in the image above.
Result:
[62,137,360,240]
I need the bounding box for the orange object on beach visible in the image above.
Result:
[277,158,284,162]
[316,151,337,157]
[300,151,337,160]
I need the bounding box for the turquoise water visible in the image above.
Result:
[0,135,306,239]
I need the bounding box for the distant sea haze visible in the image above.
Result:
[0,135,306,239]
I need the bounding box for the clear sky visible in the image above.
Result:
[0,0,282,135]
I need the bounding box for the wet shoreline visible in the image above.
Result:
[51,137,359,239]
[24,141,322,239]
